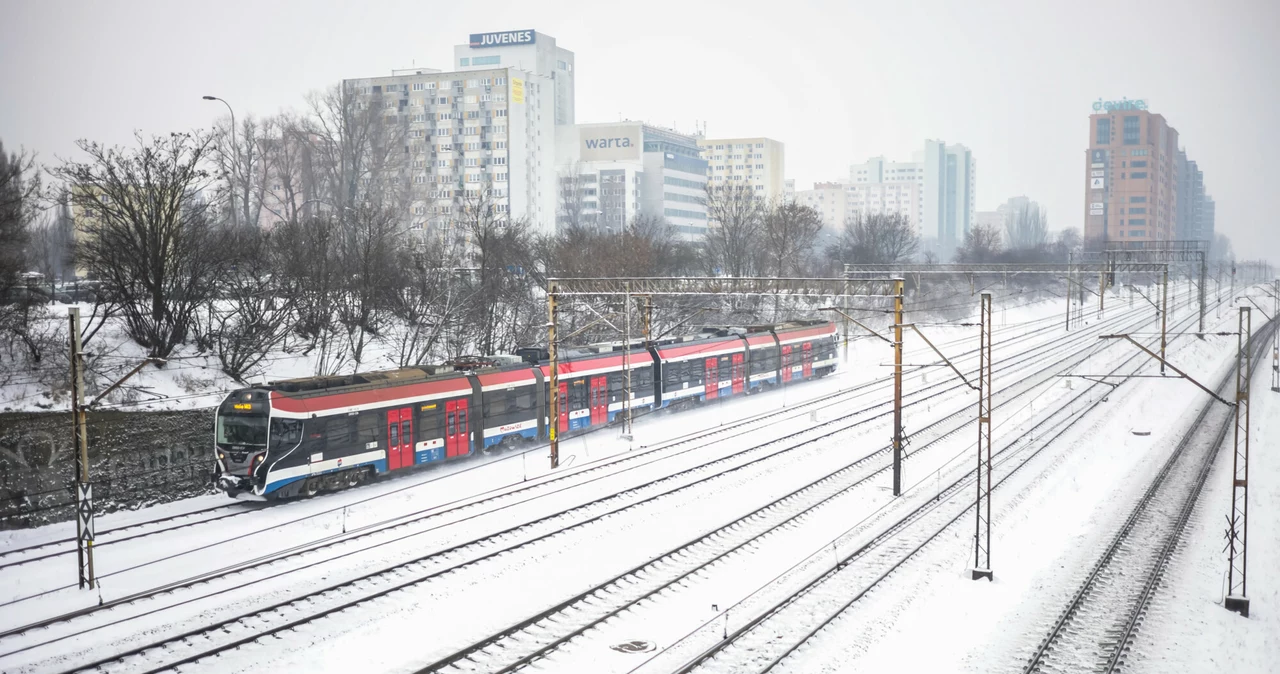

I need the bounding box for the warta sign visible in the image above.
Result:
[470,30,535,48]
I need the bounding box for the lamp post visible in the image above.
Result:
[202,95,238,229]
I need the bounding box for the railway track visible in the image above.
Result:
[413,299,1181,674]
[0,290,1126,577]
[7,293,1191,674]
[1,288,1152,625]
[596,291,1239,674]
[1021,314,1275,674]
[0,291,1192,673]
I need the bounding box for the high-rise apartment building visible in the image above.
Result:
[343,30,574,236]
[555,122,709,239]
[1175,149,1215,242]
[698,137,786,202]
[844,141,975,247]
[1083,101,1179,248]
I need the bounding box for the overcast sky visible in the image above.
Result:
[2,0,1276,260]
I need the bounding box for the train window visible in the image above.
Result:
[516,391,533,412]
[569,379,587,409]
[505,388,520,414]
[389,422,399,447]
[417,406,441,440]
[665,361,681,387]
[636,367,653,390]
[269,419,302,449]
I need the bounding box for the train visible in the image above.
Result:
[213,319,838,499]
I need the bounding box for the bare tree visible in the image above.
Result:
[827,212,920,265]
[298,83,408,217]
[1004,202,1050,252]
[50,132,228,358]
[760,200,822,276]
[334,200,401,369]
[956,223,1003,263]
[210,114,271,231]
[385,237,471,367]
[456,186,539,355]
[556,163,595,232]
[207,228,296,382]
[1052,227,1081,261]
[703,183,765,276]
[0,140,43,362]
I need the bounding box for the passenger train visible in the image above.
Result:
[213,320,838,499]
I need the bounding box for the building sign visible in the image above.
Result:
[511,78,524,104]
[1090,149,1106,164]
[470,30,535,48]
[579,124,642,162]
[1091,170,1105,177]
[1093,97,1148,112]
[1090,177,1105,189]
[1090,208,1104,216]
[1091,202,1104,209]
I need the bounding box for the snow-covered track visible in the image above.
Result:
[8,297,1177,674]
[412,302,1165,674]
[1020,317,1275,674]
[0,503,258,571]
[627,296,1228,674]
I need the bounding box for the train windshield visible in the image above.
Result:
[216,414,268,446]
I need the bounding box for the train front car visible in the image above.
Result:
[213,388,273,498]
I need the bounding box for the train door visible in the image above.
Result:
[781,345,793,383]
[704,357,719,400]
[445,399,470,458]
[591,376,608,425]
[558,382,569,433]
[386,408,411,470]
[731,353,745,394]
[802,342,813,378]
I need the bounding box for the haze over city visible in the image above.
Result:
[2,3,1279,673]
[2,0,1277,258]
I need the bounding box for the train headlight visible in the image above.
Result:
[218,452,225,461]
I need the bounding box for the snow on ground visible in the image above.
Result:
[1127,296,1280,674]
[744,288,1265,674]
[2,286,1247,674]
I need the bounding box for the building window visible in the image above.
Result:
[1129,218,1147,226]
[1130,172,1148,179]
[558,60,567,70]
[1130,160,1148,168]
[1128,207,1147,214]
[459,58,470,66]
[1129,196,1147,203]
[472,55,500,66]
[1096,118,1110,145]
[1130,229,1147,237]
[1123,116,1140,145]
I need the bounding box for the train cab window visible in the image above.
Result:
[269,419,302,449]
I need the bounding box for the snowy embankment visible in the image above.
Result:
[0,292,1080,673]
[4,287,1250,674]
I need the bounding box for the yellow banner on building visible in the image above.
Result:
[511,78,524,104]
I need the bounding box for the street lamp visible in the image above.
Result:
[202,95,238,229]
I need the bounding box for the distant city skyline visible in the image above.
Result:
[0,0,1276,260]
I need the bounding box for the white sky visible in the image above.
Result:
[1,0,1276,260]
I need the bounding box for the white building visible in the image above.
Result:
[698,137,786,202]
[343,30,575,237]
[796,182,848,230]
[555,122,709,239]
[453,29,575,125]
[845,140,976,249]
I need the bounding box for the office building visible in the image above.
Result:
[698,137,786,202]
[555,121,709,239]
[454,29,575,125]
[1083,100,1179,248]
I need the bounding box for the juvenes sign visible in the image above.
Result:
[470,30,535,48]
